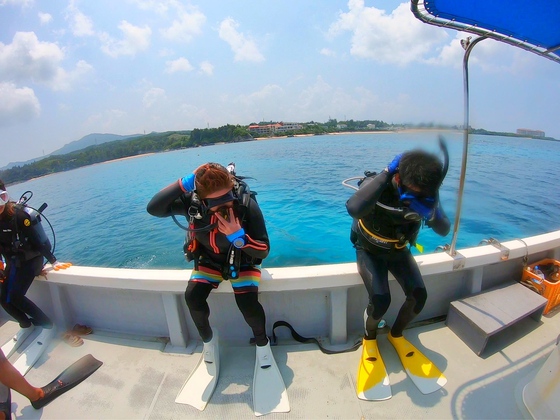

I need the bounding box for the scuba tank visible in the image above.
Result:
[6,191,56,262]
[19,205,53,253]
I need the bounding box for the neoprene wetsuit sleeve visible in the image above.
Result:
[241,198,270,260]
[426,201,451,236]
[346,171,391,219]
[147,180,190,217]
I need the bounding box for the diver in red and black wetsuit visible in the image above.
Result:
[147,163,270,347]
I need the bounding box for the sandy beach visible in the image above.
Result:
[97,152,156,165]
[254,128,458,140]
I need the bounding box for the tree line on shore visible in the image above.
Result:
[2,119,547,185]
[1,120,387,184]
[1,125,253,185]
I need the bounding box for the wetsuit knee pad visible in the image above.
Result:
[411,287,427,314]
[369,294,391,319]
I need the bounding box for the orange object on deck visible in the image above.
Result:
[521,259,560,314]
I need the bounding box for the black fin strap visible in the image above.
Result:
[271,320,361,355]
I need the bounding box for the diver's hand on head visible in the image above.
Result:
[386,154,403,175]
[181,164,210,191]
[180,173,196,192]
[52,261,72,271]
[215,207,241,236]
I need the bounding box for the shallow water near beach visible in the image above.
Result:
[8,131,560,269]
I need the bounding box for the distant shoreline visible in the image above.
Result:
[97,152,156,165]
[254,128,460,140]
[7,127,551,186]
[20,153,157,184]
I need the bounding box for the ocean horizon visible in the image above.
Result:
[6,131,559,269]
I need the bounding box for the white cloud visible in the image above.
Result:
[1,0,34,7]
[320,48,336,57]
[165,57,193,73]
[199,61,213,75]
[100,21,152,57]
[51,59,93,91]
[0,32,64,84]
[0,82,40,126]
[128,0,174,15]
[426,32,524,73]
[425,33,464,68]
[328,0,447,66]
[218,18,265,63]
[66,2,94,37]
[161,7,206,43]
[0,32,91,90]
[38,12,52,25]
[143,87,166,108]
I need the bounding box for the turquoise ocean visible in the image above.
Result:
[7,132,560,269]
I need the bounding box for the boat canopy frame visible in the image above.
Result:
[411,0,560,65]
[410,0,560,257]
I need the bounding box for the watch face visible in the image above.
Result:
[233,237,245,248]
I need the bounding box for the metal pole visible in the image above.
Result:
[449,36,486,256]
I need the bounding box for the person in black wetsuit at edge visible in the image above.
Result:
[346,151,450,350]
[0,180,71,332]
[147,162,271,362]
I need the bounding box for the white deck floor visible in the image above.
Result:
[2,308,559,420]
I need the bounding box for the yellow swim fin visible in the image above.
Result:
[388,333,446,394]
[356,338,392,401]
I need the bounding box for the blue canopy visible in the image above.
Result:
[411,0,560,64]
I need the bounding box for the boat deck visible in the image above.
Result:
[2,308,559,419]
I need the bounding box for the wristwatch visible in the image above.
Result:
[232,236,246,249]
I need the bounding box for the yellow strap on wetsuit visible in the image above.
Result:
[358,219,408,249]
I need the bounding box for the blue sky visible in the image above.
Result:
[1,0,558,167]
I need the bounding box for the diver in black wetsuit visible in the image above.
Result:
[146,163,270,348]
[346,150,450,342]
[0,181,71,330]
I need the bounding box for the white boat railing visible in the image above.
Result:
[11,230,560,350]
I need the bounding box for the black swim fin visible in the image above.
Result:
[32,354,102,409]
[0,383,11,419]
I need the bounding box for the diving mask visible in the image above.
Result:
[0,190,9,205]
[398,186,436,220]
[204,190,235,209]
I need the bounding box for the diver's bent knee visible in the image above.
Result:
[412,287,427,313]
[184,281,214,310]
[369,294,391,319]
